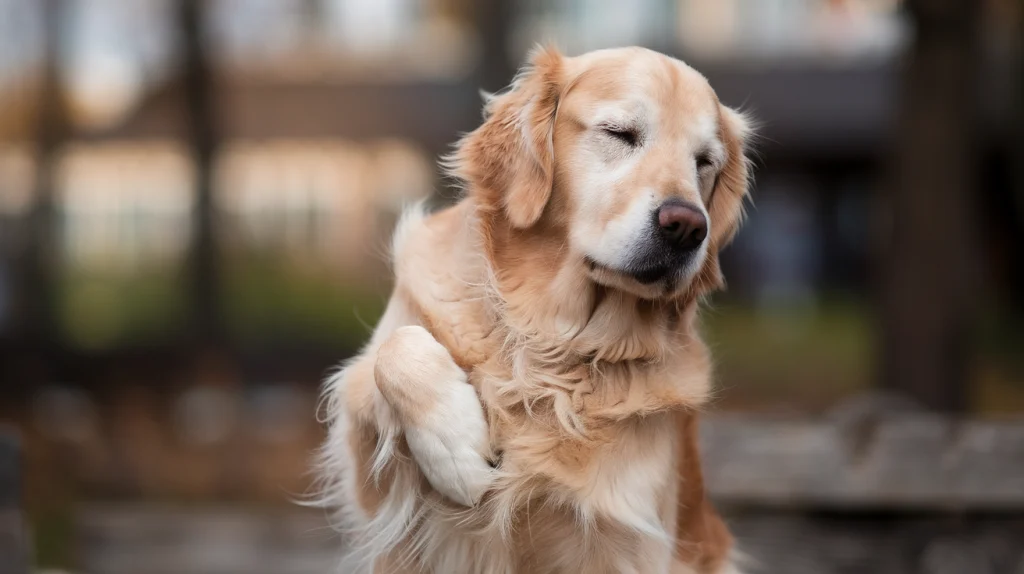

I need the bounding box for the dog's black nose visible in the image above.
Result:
[657,202,707,252]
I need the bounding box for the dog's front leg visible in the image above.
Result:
[374,325,495,506]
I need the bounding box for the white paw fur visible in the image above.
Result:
[375,325,495,506]
[405,378,495,506]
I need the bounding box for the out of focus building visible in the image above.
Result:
[513,0,906,60]
[0,0,1018,368]
[1,0,1018,342]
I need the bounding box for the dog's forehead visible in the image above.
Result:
[565,48,718,119]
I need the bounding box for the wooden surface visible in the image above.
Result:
[728,511,1024,574]
[701,411,1024,510]
[702,396,1024,573]
[0,431,27,574]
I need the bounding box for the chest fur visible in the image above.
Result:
[452,408,681,573]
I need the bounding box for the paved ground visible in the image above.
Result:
[74,505,1024,574]
[76,506,339,574]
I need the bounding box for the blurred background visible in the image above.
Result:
[0,0,1020,572]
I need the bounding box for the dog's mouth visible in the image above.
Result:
[585,256,682,292]
[625,264,675,285]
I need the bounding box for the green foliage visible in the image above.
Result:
[701,299,873,411]
[222,256,388,349]
[57,267,189,350]
[56,256,389,351]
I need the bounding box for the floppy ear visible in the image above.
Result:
[446,46,565,228]
[707,105,753,250]
[691,106,754,296]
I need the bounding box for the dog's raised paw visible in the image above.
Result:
[404,378,495,506]
[376,325,496,506]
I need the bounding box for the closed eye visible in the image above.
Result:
[696,152,715,171]
[602,126,640,148]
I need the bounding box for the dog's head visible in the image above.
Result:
[449,46,752,302]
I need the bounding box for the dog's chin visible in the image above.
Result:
[584,257,695,300]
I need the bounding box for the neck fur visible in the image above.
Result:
[469,201,707,436]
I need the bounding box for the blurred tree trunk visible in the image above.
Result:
[179,0,224,353]
[879,0,981,412]
[1015,2,1024,308]
[20,0,67,357]
[474,0,514,94]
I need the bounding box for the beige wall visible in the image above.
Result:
[47,138,431,273]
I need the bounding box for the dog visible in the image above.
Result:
[314,46,753,573]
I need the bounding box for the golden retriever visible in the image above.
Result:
[314,46,753,574]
